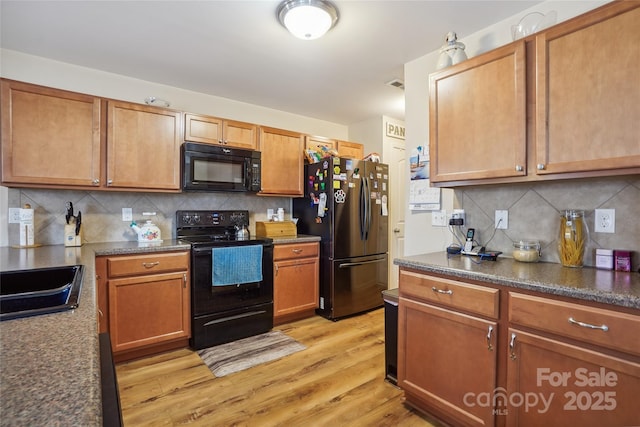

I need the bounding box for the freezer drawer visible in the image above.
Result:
[322,254,387,319]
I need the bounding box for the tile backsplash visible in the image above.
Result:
[6,188,290,246]
[454,176,640,269]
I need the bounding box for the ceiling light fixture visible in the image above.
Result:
[277,0,339,40]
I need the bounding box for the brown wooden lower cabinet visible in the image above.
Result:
[399,297,498,427]
[398,268,640,427]
[505,329,640,427]
[273,242,319,325]
[96,251,191,362]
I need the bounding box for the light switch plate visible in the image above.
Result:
[8,208,21,224]
[431,210,447,227]
[595,209,615,233]
[122,208,133,222]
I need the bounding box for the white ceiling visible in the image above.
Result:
[0,1,541,126]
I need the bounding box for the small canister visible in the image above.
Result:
[512,240,541,263]
[595,249,614,270]
[614,250,631,272]
[277,208,285,222]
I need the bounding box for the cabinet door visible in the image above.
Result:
[398,297,498,427]
[305,135,336,152]
[535,3,640,175]
[337,140,364,159]
[184,113,222,145]
[506,329,640,427]
[429,41,527,183]
[223,120,258,150]
[107,101,182,190]
[259,126,304,196]
[274,257,319,318]
[109,271,190,353]
[1,79,102,187]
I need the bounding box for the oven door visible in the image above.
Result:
[190,241,274,316]
[182,143,259,192]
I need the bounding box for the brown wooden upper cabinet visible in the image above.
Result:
[429,1,640,187]
[336,140,364,159]
[305,135,336,152]
[1,79,102,188]
[429,41,527,184]
[259,126,304,196]
[107,101,182,191]
[1,79,183,191]
[535,2,640,175]
[184,113,257,150]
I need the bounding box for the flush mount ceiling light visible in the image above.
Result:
[277,0,339,40]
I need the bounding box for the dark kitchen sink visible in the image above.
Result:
[0,265,84,321]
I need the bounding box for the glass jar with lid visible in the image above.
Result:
[558,210,588,268]
[513,240,541,262]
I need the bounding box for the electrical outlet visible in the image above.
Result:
[122,208,133,222]
[431,210,447,227]
[595,209,615,233]
[495,210,508,229]
[8,208,21,224]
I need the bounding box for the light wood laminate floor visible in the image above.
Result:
[116,308,439,426]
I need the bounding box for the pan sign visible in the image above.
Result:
[386,122,405,140]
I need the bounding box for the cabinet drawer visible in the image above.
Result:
[106,251,189,277]
[399,270,499,319]
[509,292,640,356]
[273,242,319,261]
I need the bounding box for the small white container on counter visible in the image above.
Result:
[595,249,614,270]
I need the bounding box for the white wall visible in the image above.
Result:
[402,0,610,257]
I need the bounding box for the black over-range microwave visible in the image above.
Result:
[181,142,261,192]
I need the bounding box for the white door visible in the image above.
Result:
[389,139,405,289]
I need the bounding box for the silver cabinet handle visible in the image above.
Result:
[487,325,494,351]
[292,249,303,254]
[107,179,113,185]
[142,261,160,268]
[568,317,609,332]
[515,165,524,172]
[431,287,453,295]
[537,163,546,170]
[183,273,187,288]
[509,333,517,360]
[92,178,100,185]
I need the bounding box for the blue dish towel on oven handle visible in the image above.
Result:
[212,245,263,286]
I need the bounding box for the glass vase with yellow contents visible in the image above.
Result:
[558,210,588,268]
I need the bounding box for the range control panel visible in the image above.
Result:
[176,210,249,228]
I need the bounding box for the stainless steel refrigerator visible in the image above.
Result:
[293,158,389,320]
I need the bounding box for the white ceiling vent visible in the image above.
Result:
[385,79,405,90]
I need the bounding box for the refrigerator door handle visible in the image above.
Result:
[359,175,367,240]
[339,258,387,268]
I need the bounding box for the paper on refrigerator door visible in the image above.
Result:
[318,193,327,217]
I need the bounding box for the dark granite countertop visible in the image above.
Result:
[270,234,321,244]
[395,252,640,310]
[0,240,190,426]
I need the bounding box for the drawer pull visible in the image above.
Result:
[292,249,303,254]
[431,287,453,295]
[509,333,517,360]
[486,325,494,351]
[568,317,609,332]
[142,261,160,268]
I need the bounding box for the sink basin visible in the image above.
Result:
[0,265,84,321]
